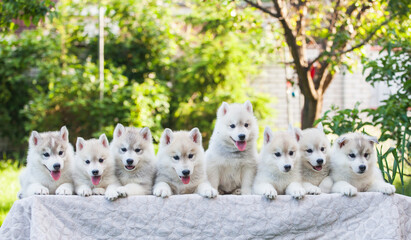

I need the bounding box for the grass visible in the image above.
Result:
[0,160,21,227]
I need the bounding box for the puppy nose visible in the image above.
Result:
[238,134,246,141]
[317,159,324,165]
[284,165,291,172]
[359,165,366,172]
[92,170,99,176]
[182,169,190,176]
[126,159,134,165]
[53,163,61,171]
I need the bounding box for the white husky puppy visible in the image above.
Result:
[110,123,156,196]
[153,128,217,198]
[205,101,258,195]
[19,126,74,198]
[330,132,396,196]
[73,134,120,201]
[298,123,333,194]
[253,126,305,199]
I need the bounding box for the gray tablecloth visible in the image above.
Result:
[1,193,410,239]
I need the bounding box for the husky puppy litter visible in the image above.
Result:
[298,123,333,194]
[73,134,120,201]
[330,132,395,196]
[153,128,217,198]
[19,126,74,198]
[111,123,156,196]
[205,101,258,195]
[253,126,305,199]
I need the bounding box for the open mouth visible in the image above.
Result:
[230,137,247,151]
[124,165,136,171]
[44,165,61,181]
[179,176,190,184]
[91,176,102,185]
[312,165,323,171]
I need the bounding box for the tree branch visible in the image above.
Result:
[243,0,280,18]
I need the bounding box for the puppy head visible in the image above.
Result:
[298,123,330,172]
[111,123,154,171]
[334,132,378,175]
[159,128,204,184]
[215,100,258,151]
[76,134,111,185]
[29,126,70,181]
[262,126,299,173]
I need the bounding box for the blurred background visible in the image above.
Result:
[0,0,409,225]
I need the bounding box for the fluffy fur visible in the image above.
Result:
[253,126,305,199]
[205,101,258,195]
[73,134,120,201]
[330,132,396,196]
[111,123,156,196]
[19,126,74,198]
[298,123,333,194]
[153,128,217,198]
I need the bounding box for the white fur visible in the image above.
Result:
[73,134,121,201]
[205,101,258,195]
[153,128,217,198]
[330,132,395,196]
[253,127,305,199]
[19,126,74,198]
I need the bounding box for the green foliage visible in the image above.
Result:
[0,160,21,226]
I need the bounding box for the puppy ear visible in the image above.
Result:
[99,134,109,148]
[336,136,347,148]
[113,123,125,139]
[60,126,69,143]
[366,135,379,145]
[317,122,324,132]
[244,100,253,113]
[189,128,202,145]
[217,102,229,117]
[263,126,273,145]
[76,137,86,151]
[30,131,41,146]
[288,124,300,142]
[160,128,173,146]
[294,127,302,142]
[140,127,152,141]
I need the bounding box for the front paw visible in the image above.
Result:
[153,186,172,198]
[289,187,305,199]
[199,187,218,198]
[77,187,92,197]
[117,186,127,197]
[375,184,396,195]
[105,189,119,201]
[306,185,321,195]
[34,186,49,195]
[263,187,277,200]
[340,185,357,197]
[56,186,72,195]
[93,188,106,195]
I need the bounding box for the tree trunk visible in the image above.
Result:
[301,92,323,129]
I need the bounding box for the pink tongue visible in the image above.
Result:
[181,176,190,184]
[91,176,101,185]
[51,171,61,181]
[314,166,323,171]
[235,141,247,151]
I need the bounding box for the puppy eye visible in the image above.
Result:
[274,152,281,157]
[349,153,356,158]
[188,154,194,159]
[135,148,141,153]
[43,153,50,157]
[58,151,64,156]
[320,147,325,152]
[306,149,313,153]
[173,155,180,160]
[364,153,369,158]
[244,123,249,128]
[289,151,294,156]
[85,160,90,164]
[121,148,127,152]
[99,158,104,163]
[230,124,235,129]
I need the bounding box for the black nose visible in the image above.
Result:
[182,169,190,176]
[317,159,324,165]
[53,163,61,171]
[359,165,366,172]
[126,159,134,165]
[284,165,291,171]
[92,170,99,176]
[238,134,246,141]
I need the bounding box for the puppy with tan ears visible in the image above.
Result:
[153,128,218,198]
[297,123,333,194]
[111,124,156,197]
[73,134,121,201]
[330,132,396,196]
[253,126,305,199]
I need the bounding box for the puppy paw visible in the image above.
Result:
[232,188,242,195]
[340,185,357,197]
[153,186,172,198]
[117,186,128,197]
[93,188,106,195]
[375,184,396,195]
[289,188,305,199]
[78,187,92,197]
[306,185,321,195]
[56,186,72,195]
[34,186,49,195]
[105,189,119,201]
[263,187,277,200]
[199,187,218,198]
